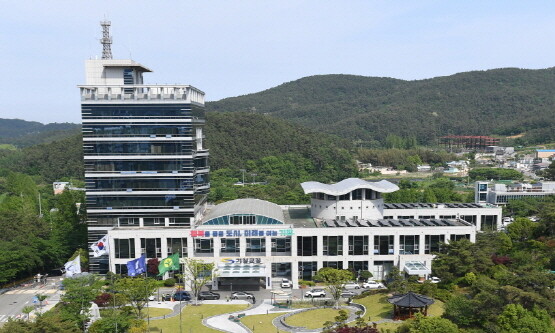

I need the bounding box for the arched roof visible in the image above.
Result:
[202,198,285,224]
[301,178,399,196]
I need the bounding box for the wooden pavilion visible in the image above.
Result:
[387,292,435,320]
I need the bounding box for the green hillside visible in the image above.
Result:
[206,68,555,145]
[0,118,80,147]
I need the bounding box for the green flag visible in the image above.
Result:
[158,253,180,276]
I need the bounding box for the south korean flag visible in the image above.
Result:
[90,235,110,257]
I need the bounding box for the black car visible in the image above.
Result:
[173,291,191,301]
[198,291,220,300]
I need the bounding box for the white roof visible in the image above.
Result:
[301,178,399,196]
[202,198,284,223]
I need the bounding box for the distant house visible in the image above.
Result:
[53,182,69,195]
[417,165,432,172]
[536,149,555,159]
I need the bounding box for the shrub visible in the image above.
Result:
[163,278,176,287]
[299,280,316,287]
[434,288,453,302]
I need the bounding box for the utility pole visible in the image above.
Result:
[239,169,246,186]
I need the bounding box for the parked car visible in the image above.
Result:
[231,291,254,300]
[162,293,172,301]
[305,288,326,297]
[281,278,292,288]
[429,276,441,284]
[198,291,220,300]
[173,291,191,301]
[341,290,357,298]
[343,282,361,289]
[148,295,156,301]
[419,276,441,284]
[362,280,386,289]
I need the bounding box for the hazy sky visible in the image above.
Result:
[2,1,555,123]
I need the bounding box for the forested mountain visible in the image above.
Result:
[207,68,555,146]
[0,118,80,147]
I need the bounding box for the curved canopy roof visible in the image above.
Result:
[388,292,435,307]
[202,198,284,224]
[301,178,399,196]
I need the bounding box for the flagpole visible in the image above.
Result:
[145,272,150,330]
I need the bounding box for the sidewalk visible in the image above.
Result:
[204,299,298,333]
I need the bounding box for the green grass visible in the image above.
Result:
[148,304,249,332]
[146,307,172,318]
[285,308,342,329]
[240,313,287,333]
[353,293,444,322]
[0,144,17,150]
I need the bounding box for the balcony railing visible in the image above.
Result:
[79,85,205,105]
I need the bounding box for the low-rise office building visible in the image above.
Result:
[475,181,555,205]
[108,178,501,290]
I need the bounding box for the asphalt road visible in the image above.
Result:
[0,277,63,325]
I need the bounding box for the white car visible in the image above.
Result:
[281,278,292,288]
[429,276,441,284]
[362,281,385,289]
[305,288,326,297]
[343,282,361,289]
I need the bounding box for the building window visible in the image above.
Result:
[418,215,434,219]
[339,193,350,201]
[374,235,394,255]
[352,189,363,200]
[114,238,135,259]
[399,235,419,255]
[481,215,498,231]
[425,235,445,254]
[478,184,488,191]
[220,238,240,254]
[460,215,477,225]
[144,217,165,226]
[246,238,265,253]
[298,261,318,281]
[194,238,214,254]
[479,193,487,201]
[323,261,343,269]
[271,237,291,254]
[114,264,128,275]
[119,217,139,226]
[348,261,368,275]
[440,215,456,219]
[323,236,343,256]
[140,238,161,258]
[167,238,187,257]
[450,234,470,242]
[398,216,414,219]
[297,236,317,256]
[229,214,256,225]
[348,236,368,255]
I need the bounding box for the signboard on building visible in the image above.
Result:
[190,229,294,237]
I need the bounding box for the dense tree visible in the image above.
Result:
[181,258,217,305]
[313,268,354,308]
[497,304,555,333]
[113,277,157,318]
[397,313,459,333]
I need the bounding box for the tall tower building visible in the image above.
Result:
[80,22,209,274]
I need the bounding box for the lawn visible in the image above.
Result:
[285,308,343,329]
[146,307,172,318]
[240,313,287,333]
[354,293,445,330]
[148,304,249,332]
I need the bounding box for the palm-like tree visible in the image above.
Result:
[22,306,34,321]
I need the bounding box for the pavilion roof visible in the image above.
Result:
[387,292,435,307]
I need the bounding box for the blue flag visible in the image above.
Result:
[127,254,146,277]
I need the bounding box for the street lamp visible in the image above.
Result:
[251,173,257,184]
[239,169,246,186]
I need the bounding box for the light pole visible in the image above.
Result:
[251,173,257,184]
[239,169,246,186]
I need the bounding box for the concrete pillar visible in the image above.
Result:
[419,234,425,255]
[292,260,299,289]
[265,236,272,257]
[239,237,246,257]
[213,238,221,258]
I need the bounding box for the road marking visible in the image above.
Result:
[0,315,5,322]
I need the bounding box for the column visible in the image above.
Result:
[393,234,400,256]
[418,234,425,255]
[239,237,246,257]
[292,260,299,289]
[213,238,221,258]
[265,236,272,257]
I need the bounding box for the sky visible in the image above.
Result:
[2,1,555,123]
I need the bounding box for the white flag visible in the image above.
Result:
[90,235,109,257]
[64,255,82,277]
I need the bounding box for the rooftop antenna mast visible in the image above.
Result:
[100,20,113,59]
